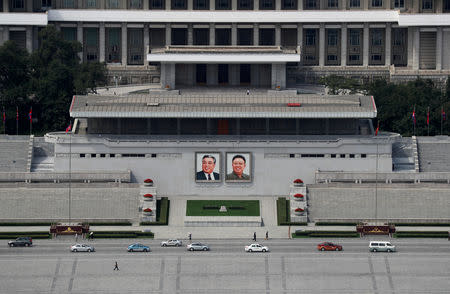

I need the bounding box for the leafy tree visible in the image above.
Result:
[0,41,31,134]
[74,61,107,95]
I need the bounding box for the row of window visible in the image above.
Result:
[290,153,367,158]
[77,153,368,158]
[6,0,450,11]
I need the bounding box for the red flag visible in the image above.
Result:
[2,108,5,123]
[375,121,379,136]
[443,108,447,121]
[426,108,430,126]
[65,123,72,133]
[16,106,18,121]
[412,110,416,125]
[28,107,32,121]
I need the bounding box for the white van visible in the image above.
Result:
[369,241,396,252]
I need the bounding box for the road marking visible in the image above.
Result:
[265,256,270,294]
[159,257,165,291]
[176,256,181,292]
[68,257,78,292]
[384,256,395,292]
[50,257,61,293]
[281,256,287,292]
[368,256,378,294]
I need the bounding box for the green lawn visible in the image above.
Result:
[186,200,260,216]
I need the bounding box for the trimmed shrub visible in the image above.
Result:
[228,206,245,210]
[315,222,359,226]
[84,222,132,226]
[277,197,287,226]
[141,197,170,226]
[203,206,220,210]
[0,233,51,239]
[394,231,448,238]
[393,223,450,227]
[0,222,52,226]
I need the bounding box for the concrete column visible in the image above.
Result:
[251,64,260,86]
[99,23,106,62]
[436,0,443,13]
[319,24,325,67]
[363,0,369,9]
[25,26,33,53]
[188,64,196,85]
[275,24,281,46]
[297,24,303,65]
[166,24,172,45]
[298,0,303,9]
[436,27,442,70]
[166,0,171,10]
[254,0,259,10]
[3,0,9,12]
[144,24,149,65]
[232,0,237,10]
[271,63,286,89]
[253,24,259,45]
[210,0,215,9]
[144,0,149,9]
[341,24,347,66]
[188,0,193,10]
[161,63,176,89]
[231,23,237,45]
[339,0,346,9]
[276,0,281,10]
[121,23,127,65]
[363,23,369,67]
[77,23,83,61]
[229,64,240,85]
[385,23,391,66]
[207,64,218,85]
[188,24,193,45]
[412,27,419,70]
[77,0,82,9]
[209,23,215,45]
[407,27,414,67]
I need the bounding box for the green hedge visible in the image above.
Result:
[0,222,53,226]
[276,197,307,226]
[315,222,359,226]
[393,223,450,227]
[393,231,448,238]
[140,197,169,226]
[292,230,358,238]
[0,232,51,239]
[92,231,154,238]
[83,222,132,226]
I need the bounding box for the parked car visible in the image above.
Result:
[245,243,269,252]
[127,243,150,252]
[70,244,95,252]
[8,237,32,247]
[160,239,182,247]
[369,241,396,252]
[317,242,343,251]
[186,242,209,251]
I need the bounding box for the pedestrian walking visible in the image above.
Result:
[253,232,256,241]
[246,89,250,95]
[188,232,192,241]
[75,233,78,242]
[114,261,119,271]
[89,232,94,240]
[265,231,268,240]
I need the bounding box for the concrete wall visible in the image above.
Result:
[52,136,392,196]
[308,183,450,222]
[0,183,140,222]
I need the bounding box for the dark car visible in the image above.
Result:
[317,242,342,251]
[8,237,33,247]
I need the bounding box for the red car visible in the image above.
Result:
[317,242,343,251]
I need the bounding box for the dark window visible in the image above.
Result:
[215,28,231,45]
[290,154,295,158]
[172,28,187,45]
[100,154,106,157]
[216,0,231,9]
[304,0,318,9]
[150,0,164,9]
[444,0,450,11]
[238,28,253,45]
[422,0,432,9]
[129,0,142,8]
[151,153,157,157]
[327,29,338,46]
[371,29,383,46]
[106,28,121,63]
[327,55,338,60]
[349,154,355,158]
[171,0,186,9]
[193,0,209,9]
[110,154,116,157]
[80,154,86,158]
[238,0,253,9]
[259,28,275,45]
[61,27,77,41]
[349,30,360,45]
[331,154,336,158]
[361,154,367,158]
[394,0,404,8]
[328,0,338,8]
[260,0,275,9]
[127,28,144,65]
[91,154,97,158]
[282,0,297,9]
[349,55,360,61]
[371,54,382,61]
[193,28,209,45]
[11,0,24,9]
[305,29,316,45]
[106,0,120,8]
[349,0,360,7]
[371,0,382,7]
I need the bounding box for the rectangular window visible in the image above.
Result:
[128,28,144,65]
[305,29,316,45]
[349,30,360,46]
[238,0,253,9]
[150,0,164,9]
[86,0,97,8]
[444,0,450,11]
[328,0,338,8]
[171,0,187,9]
[349,55,360,61]
[129,0,142,8]
[394,0,404,8]
[12,0,24,8]
[62,0,75,8]
[422,0,432,9]
[42,0,52,9]
[260,0,275,9]
[349,0,360,7]
[327,55,338,60]
[282,0,297,9]
[371,55,382,61]
[304,0,317,9]
[107,0,120,8]
[371,0,382,7]
[194,0,209,9]
[327,29,338,46]
[106,28,121,63]
[216,0,231,9]
[371,29,383,46]
[61,27,77,41]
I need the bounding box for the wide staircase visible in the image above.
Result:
[417,136,450,172]
[0,135,32,172]
[31,137,55,172]
[392,137,416,172]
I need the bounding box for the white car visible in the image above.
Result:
[245,243,269,253]
[70,244,95,252]
[160,239,183,247]
[369,241,396,252]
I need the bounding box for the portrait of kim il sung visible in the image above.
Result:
[195,153,221,182]
[226,153,251,182]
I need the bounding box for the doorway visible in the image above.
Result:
[218,64,229,84]
[240,64,251,84]
[196,64,207,84]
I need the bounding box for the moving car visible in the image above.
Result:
[369,241,396,252]
[186,242,209,251]
[160,239,182,247]
[8,237,32,247]
[70,244,95,252]
[245,243,269,252]
[128,243,150,252]
[317,242,343,251]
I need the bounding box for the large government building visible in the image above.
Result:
[1,0,450,87]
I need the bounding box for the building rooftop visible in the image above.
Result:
[70,93,377,119]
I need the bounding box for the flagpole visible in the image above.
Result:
[442,106,444,135]
[29,106,32,135]
[16,106,18,135]
[427,106,430,136]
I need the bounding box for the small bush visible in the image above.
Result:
[228,206,245,210]
[203,206,220,210]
